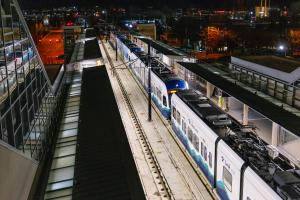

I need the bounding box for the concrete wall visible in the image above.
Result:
[0,141,37,200]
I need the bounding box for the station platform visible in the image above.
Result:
[72,67,145,200]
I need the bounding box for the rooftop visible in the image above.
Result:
[232,56,300,84]
[237,56,300,73]
[85,28,97,38]
[84,39,102,60]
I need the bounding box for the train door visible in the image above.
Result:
[216,140,244,200]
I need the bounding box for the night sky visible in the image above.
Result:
[20,0,297,9]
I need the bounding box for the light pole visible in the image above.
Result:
[147,41,152,122]
[115,39,118,61]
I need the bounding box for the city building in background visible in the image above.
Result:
[136,23,156,40]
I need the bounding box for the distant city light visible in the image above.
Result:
[278,45,285,50]
[66,21,74,26]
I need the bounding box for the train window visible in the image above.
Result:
[223,167,232,192]
[157,89,161,101]
[188,128,193,142]
[176,111,181,125]
[209,152,212,168]
[201,142,204,157]
[204,146,207,161]
[163,96,167,106]
[182,121,186,134]
[194,135,199,152]
[172,106,176,119]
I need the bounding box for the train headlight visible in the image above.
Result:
[169,90,177,94]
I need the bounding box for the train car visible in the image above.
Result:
[171,90,298,200]
[171,90,218,185]
[116,37,131,62]
[242,168,282,200]
[117,35,188,118]
[216,140,245,200]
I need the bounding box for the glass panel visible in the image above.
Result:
[48,167,74,183]
[172,106,176,119]
[223,167,232,192]
[176,111,181,125]
[46,180,73,192]
[188,127,193,142]
[163,96,167,106]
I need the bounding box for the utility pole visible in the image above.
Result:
[148,41,152,122]
[115,39,118,61]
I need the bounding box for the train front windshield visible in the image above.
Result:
[166,79,188,92]
[167,79,188,106]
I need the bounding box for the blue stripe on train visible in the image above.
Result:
[130,68,171,119]
[217,181,231,200]
[171,121,215,186]
[152,95,170,118]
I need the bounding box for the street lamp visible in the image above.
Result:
[278,45,284,50]
[278,45,287,56]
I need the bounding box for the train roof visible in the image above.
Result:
[176,90,235,133]
[175,89,296,194]
[151,63,180,82]
[118,35,186,89]
[117,35,184,85]
[117,37,184,82]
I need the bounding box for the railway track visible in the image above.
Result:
[101,40,173,200]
